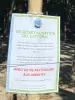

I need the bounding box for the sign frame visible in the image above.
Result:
[6,14,60,94]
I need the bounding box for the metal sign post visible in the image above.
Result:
[28,0,43,100]
[28,0,43,14]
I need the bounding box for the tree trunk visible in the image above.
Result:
[72,51,75,74]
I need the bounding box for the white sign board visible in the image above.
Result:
[6,14,60,94]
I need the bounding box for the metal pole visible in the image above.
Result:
[28,0,43,100]
[28,0,43,14]
[13,94,17,100]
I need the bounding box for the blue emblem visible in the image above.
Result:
[34,18,41,28]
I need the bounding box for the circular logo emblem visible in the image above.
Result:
[34,18,41,28]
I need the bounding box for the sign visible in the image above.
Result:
[6,14,60,94]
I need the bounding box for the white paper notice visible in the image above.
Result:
[6,14,60,94]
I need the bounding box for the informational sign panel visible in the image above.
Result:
[6,14,60,94]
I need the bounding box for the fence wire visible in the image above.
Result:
[0,60,75,66]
